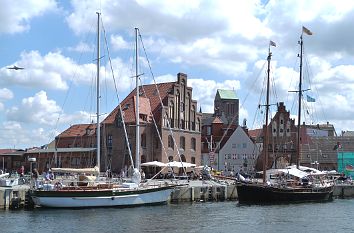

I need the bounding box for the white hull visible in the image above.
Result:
[31,187,174,208]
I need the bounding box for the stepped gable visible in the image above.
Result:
[103,82,174,124]
[58,123,96,138]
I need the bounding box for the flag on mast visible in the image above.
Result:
[302,26,313,35]
[269,40,276,47]
[306,95,315,102]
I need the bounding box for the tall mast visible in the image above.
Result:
[96,12,101,172]
[296,35,304,169]
[135,28,140,170]
[263,46,272,184]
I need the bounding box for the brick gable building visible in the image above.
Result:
[101,73,202,173]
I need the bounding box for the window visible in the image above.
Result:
[191,138,196,151]
[140,114,147,121]
[207,126,211,135]
[168,156,173,162]
[154,139,159,149]
[107,135,113,148]
[141,133,146,148]
[180,136,185,150]
[168,135,174,149]
[191,157,196,164]
[141,155,146,163]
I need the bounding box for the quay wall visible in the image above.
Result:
[170,182,238,202]
[333,184,354,198]
[0,185,29,209]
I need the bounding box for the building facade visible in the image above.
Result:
[218,126,260,176]
[102,73,202,173]
[201,89,239,168]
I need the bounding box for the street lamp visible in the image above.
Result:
[28,157,36,187]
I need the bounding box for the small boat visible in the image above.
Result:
[236,27,334,204]
[30,14,176,208]
[0,173,19,187]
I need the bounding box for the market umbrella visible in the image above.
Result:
[140,161,167,167]
[167,161,196,168]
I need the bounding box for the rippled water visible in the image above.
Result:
[1,199,352,233]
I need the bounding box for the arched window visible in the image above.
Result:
[180,136,185,150]
[168,135,174,149]
[168,156,173,162]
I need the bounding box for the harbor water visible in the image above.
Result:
[1,199,353,233]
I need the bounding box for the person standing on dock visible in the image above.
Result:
[32,168,39,188]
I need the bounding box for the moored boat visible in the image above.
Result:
[236,27,334,204]
[30,14,177,208]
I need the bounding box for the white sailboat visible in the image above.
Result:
[30,13,176,208]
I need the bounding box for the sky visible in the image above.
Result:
[1,0,354,149]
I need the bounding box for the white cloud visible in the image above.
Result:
[0,121,55,148]
[188,78,240,113]
[110,35,130,50]
[6,91,61,125]
[67,41,94,53]
[0,88,13,100]
[0,0,58,34]
[0,50,117,91]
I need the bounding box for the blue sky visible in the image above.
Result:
[1,0,354,149]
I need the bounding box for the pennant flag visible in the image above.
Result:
[302,26,313,35]
[269,40,276,47]
[346,164,354,171]
[306,95,315,102]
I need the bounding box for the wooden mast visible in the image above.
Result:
[263,45,272,184]
[296,34,304,169]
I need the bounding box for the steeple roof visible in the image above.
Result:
[216,89,237,100]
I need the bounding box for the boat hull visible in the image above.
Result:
[31,186,175,208]
[236,183,333,204]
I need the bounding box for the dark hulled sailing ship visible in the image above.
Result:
[236,27,334,204]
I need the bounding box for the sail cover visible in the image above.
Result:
[51,166,99,176]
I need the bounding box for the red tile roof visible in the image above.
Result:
[103,82,175,124]
[58,123,96,138]
[248,128,263,139]
[212,116,223,124]
[0,149,17,154]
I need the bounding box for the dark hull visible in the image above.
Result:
[236,183,334,204]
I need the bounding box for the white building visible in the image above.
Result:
[218,126,260,176]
